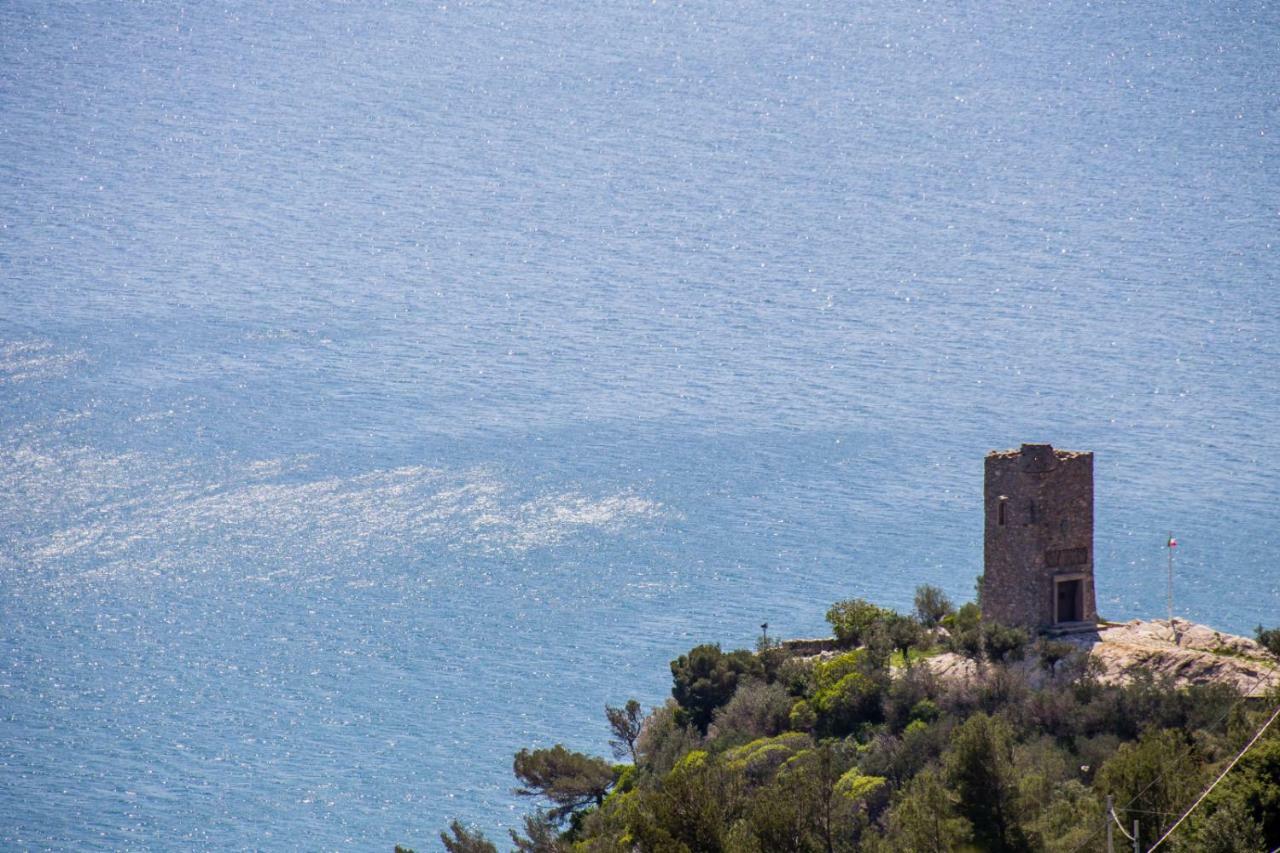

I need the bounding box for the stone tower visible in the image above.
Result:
[983,444,1096,630]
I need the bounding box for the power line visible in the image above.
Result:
[1146,698,1280,852]
[1068,664,1279,853]
[1110,804,1134,841]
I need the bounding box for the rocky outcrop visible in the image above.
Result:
[921,619,1280,697]
[1060,618,1280,698]
[786,619,1279,698]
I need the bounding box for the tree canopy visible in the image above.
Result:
[421,592,1280,853]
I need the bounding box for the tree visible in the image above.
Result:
[913,585,954,628]
[1196,735,1280,849]
[670,644,762,733]
[438,821,498,853]
[882,767,972,852]
[1179,795,1267,853]
[886,614,927,663]
[605,699,644,763]
[509,810,567,852]
[771,741,863,853]
[513,745,618,821]
[826,598,893,647]
[1095,728,1203,847]
[982,621,1030,663]
[636,750,745,852]
[944,712,1028,852]
[1255,625,1280,657]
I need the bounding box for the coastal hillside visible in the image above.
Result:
[423,592,1280,853]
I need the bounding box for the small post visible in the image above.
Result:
[1106,796,1114,853]
[1133,819,1140,853]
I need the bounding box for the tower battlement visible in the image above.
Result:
[982,443,1096,630]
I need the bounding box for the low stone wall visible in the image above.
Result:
[781,637,841,657]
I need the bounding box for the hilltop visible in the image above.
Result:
[426,590,1280,853]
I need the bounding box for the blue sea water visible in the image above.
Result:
[1,0,1278,847]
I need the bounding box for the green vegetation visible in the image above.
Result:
[416,594,1280,852]
[1257,625,1280,658]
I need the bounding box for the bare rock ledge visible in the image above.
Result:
[925,618,1280,697]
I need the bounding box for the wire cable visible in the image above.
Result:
[1067,663,1279,853]
[1146,699,1280,852]
[1110,805,1134,841]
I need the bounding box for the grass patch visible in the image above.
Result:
[890,647,942,668]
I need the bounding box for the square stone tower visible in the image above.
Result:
[983,444,1096,630]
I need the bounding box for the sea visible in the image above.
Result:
[1,0,1277,848]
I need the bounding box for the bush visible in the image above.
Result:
[882,665,940,733]
[723,732,813,785]
[775,656,816,698]
[826,598,895,647]
[886,614,929,661]
[946,602,984,659]
[982,622,1031,663]
[914,584,955,627]
[1255,625,1280,657]
[636,700,702,776]
[789,699,817,732]
[1035,638,1076,675]
[810,651,888,737]
[711,681,794,744]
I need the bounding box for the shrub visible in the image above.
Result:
[711,680,794,744]
[810,651,888,737]
[882,665,940,733]
[723,732,813,785]
[636,700,702,776]
[914,584,955,627]
[982,621,1031,663]
[775,656,816,698]
[946,602,985,659]
[1255,625,1280,657]
[788,699,817,732]
[1035,638,1076,675]
[826,598,895,647]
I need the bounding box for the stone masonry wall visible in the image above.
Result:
[983,444,1096,630]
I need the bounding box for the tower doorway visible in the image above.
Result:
[1055,578,1083,624]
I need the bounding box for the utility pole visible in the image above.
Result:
[1106,796,1114,853]
[1133,819,1140,853]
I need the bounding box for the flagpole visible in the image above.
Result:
[1167,531,1174,632]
